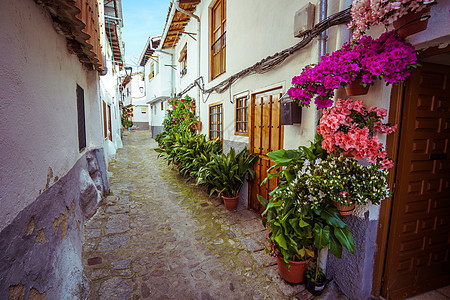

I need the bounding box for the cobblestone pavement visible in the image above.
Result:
[82,131,343,299]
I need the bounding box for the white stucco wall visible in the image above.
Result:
[182,0,321,149]
[145,51,173,101]
[0,0,104,231]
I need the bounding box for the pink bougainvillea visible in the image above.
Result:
[348,0,436,40]
[317,98,397,169]
[288,31,418,109]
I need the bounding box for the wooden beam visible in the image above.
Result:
[164,64,177,70]
[179,0,200,4]
[171,20,189,25]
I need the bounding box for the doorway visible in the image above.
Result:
[380,59,450,299]
[248,87,284,214]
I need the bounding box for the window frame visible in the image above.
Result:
[235,94,249,136]
[179,43,187,77]
[210,0,226,80]
[209,102,223,143]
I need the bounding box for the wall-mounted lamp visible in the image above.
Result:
[280,92,302,125]
[139,87,144,93]
[125,66,132,76]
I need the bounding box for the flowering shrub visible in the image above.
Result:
[288,31,418,109]
[317,98,397,168]
[121,106,133,128]
[297,156,391,206]
[163,95,198,133]
[349,0,436,40]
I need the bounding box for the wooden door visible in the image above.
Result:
[383,62,450,299]
[249,87,284,214]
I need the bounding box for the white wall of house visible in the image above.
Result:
[145,51,173,101]
[0,0,104,230]
[99,43,124,162]
[141,44,173,136]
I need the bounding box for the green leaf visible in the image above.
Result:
[299,219,310,228]
[275,232,288,250]
[319,205,347,228]
[313,224,330,252]
[334,226,355,254]
[328,229,343,258]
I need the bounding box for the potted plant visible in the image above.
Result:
[306,260,326,296]
[317,98,397,167]
[197,148,258,211]
[348,0,437,40]
[259,139,355,283]
[287,31,418,109]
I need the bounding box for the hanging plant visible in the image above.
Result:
[287,30,418,109]
[348,0,437,40]
[317,98,397,168]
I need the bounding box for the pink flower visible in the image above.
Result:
[381,159,394,169]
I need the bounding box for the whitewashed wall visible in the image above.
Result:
[0,0,103,231]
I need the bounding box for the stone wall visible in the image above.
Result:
[0,149,108,299]
[326,210,379,299]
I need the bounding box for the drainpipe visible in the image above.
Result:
[317,0,329,274]
[174,0,202,119]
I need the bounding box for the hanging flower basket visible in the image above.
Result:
[330,200,355,216]
[393,8,431,38]
[345,78,370,96]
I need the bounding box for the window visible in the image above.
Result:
[211,0,226,79]
[179,44,187,77]
[148,63,155,81]
[103,101,107,139]
[76,85,86,151]
[235,95,248,135]
[107,105,112,141]
[161,101,164,111]
[209,103,223,141]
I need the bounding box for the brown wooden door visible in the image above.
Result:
[249,87,284,214]
[383,62,450,299]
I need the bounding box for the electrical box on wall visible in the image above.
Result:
[280,99,302,125]
[294,2,315,38]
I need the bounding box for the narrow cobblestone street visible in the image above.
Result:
[82,131,342,299]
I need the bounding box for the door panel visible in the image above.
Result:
[248,87,283,214]
[383,62,450,299]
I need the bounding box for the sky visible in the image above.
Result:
[121,0,172,69]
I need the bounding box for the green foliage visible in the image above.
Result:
[163,95,198,134]
[306,259,326,283]
[197,148,259,198]
[258,137,355,267]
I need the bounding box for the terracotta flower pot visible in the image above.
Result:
[276,256,309,284]
[215,189,223,203]
[345,78,370,96]
[223,194,239,211]
[196,121,202,130]
[330,200,355,216]
[393,8,430,38]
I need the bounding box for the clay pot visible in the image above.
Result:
[215,189,223,203]
[330,200,355,216]
[345,78,370,96]
[393,8,430,38]
[196,121,202,130]
[276,256,309,284]
[223,194,239,211]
